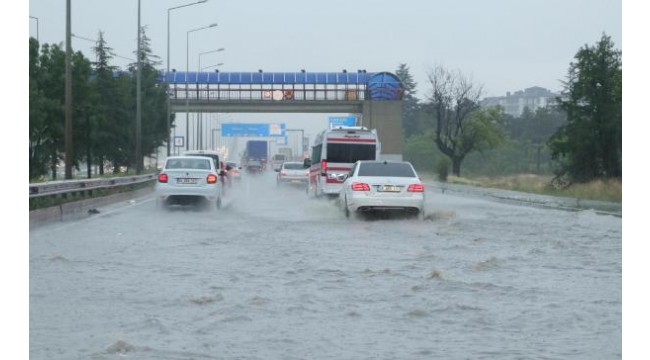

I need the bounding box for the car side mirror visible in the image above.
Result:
[274,168,280,172]
[303,159,312,168]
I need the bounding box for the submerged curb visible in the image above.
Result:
[426,181,621,217]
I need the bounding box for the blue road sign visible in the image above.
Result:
[221,123,286,137]
[329,116,357,128]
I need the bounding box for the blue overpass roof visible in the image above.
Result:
[158,71,404,100]
[160,71,379,85]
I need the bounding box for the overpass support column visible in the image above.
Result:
[361,100,404,161]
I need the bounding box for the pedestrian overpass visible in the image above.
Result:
[161,71,405,158]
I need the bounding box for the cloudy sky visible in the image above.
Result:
[26,0,622,99]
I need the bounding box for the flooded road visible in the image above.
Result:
[29,172,621,359]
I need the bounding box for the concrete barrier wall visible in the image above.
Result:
[29,187,154,228]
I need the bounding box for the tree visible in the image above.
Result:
[427,65,505,176]
[90,31,120,175]
[29,38,53,179]
[35,42,67,180]
[70,50,94,176]
[548,33,622,182]
[503,106,567,174]
[127,25,167,169]
[395,64,420,138]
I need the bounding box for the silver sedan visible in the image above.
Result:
[339,160,425,219]
[276,161,309,186]
[155,155,223,210]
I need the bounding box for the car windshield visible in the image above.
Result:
[248,161,261,166]
[357,162,416,177]
[283,163,304,170]
[165,158,212,170]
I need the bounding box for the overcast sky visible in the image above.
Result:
[23,0,625,150]
[27,0,622,99]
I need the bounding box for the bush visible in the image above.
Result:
[436,158,450,182]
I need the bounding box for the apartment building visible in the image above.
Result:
[481,86,560,117]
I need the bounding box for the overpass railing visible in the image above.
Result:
[167,84,370,102]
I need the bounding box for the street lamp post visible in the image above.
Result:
[29,16,39,43]
[198,48,225,71]
[64,0,73,179]
[197,48,224,149]
[136,0,142,174]
[167,0,208,157]
[186,23,218,151]
[201,63,224,71]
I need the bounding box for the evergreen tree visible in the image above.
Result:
[548,33,622,182]
[395,64,420,138]
[90,31,121,175]
[129,25,167,166]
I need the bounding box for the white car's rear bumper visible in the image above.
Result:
[347,192,424,212]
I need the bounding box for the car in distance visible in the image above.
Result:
[276,161,309,186]
[339,160,425,219]
[184,150,228,186]
[244,160,264,174]
[183,150,221,171]
[155,155,223,210]
[226,161,241,181]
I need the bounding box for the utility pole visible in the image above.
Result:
[64,0,73,179]
[136,0,142,174]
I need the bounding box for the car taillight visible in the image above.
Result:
[281,169,287,175]
[206,173,218,184]
[351,182,370,191]
[158,173,168,183]
[407,183,425,192]
[321,160,327,175]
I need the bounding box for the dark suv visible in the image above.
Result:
[245,160,263,174]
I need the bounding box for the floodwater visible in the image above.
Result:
[29,172,621,359]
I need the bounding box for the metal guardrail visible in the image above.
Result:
[29,174,157,198]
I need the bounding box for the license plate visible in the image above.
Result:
[177,178,198,184]
[378,185,401,192]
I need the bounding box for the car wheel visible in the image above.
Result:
[216,196,222,209]
[344,196,350,219]
[418,208,426,221]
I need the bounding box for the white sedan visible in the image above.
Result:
[339,160,425,219]
[155,156,223,210]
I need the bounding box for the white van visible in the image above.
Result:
[306,126,380,198]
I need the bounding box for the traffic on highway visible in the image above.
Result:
[29,165,622,359]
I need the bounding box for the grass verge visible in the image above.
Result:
[421,172,621,203]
